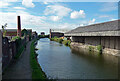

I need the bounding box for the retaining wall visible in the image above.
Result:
[71,36,120,55]
[70,42,120,55]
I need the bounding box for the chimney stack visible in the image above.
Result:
[17,16,21,37]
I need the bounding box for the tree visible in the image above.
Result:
[21,29,28,37]
[2,23,7,37]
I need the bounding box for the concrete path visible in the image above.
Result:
[3,41,32,79]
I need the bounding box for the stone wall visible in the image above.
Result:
[71,36,120,55]
[70,42,120,55]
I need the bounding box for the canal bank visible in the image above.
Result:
[70,42,120,56]
[36,38,118,79]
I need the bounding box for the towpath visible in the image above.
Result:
[3,41,32,79]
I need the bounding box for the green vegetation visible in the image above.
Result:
[62,40,71,46]
[89,46,94,51]
[50,37,71,46]
[21,29,28,37]
[2,23,7,37]
[58,38,63,43]
[97,45,102,54]
[11,36,20,41]
[21,29,32,41]
[89,45,102,54]
[30,40,46,79]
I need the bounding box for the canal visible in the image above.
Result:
[36,38,118,79]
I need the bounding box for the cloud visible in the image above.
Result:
[0,1,11,8]
[44,4,72,21]
[110,18,117,21]
[98,15,110,18]
[51,23,78,30]
[43,1,48,5]
[0,10,46,29]
[13,7,26,10]
[100,2,117,12]
[49,16,61,21]
[77,19,96,26]
[88,18,96,25]
[80,24,84,26]
[2,0,18,2]
[70,10,85,19]
[22,0,35,8]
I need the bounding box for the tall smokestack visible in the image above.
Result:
[17,16,21,37]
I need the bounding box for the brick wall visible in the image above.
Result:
[0,31,2,78]
[2,37,26,71]
[2,37,11,70]
[0,31,2,60]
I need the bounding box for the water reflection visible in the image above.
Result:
[36,38,118,79]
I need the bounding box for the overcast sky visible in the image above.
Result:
[0,0,118,34]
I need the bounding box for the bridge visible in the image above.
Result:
[64,20,120,55]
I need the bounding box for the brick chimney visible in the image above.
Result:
[17,16,21,37]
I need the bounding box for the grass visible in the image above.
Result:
[30,40,46,80]
[30,40,56,81]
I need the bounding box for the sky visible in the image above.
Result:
[0,0,118,34]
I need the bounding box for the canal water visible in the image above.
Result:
[36,38,118,79]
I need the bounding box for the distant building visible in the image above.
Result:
[50,29,71,38]
[4,29,17,39]
[65,20,120,55]
[1,29,32,40]
[41,32,45,35]
[0,16,22,40]
[32,31,38,39]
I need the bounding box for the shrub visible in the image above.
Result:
[89,46,94,51]
[54,36,58,39]
[62,40,71,46]
[50,38,54,41]
[11,36,20,41]
[58,38,63,43]
[97,45,102,54]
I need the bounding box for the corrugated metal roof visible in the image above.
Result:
[66,20,120,34]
